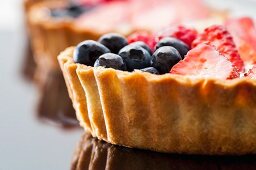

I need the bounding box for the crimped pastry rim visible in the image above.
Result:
[60,47,256,87]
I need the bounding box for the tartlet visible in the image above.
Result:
[28,0,224,70]
[58,46,256,154]
[59,18,256,154]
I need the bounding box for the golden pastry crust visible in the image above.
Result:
[59,47,256,155]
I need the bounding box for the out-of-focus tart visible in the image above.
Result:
[59,18,256,154]
[28,0,224,70]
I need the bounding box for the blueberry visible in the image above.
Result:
[50,3,93,18]
[140,67,159,74]
[94,53,126,71]
[151,46,182,74]
[129,41,152,55]
[66,3,86,18]
[73,40,110,66]
[119,45,151,71]
[98,33,128,54]
[155,37,189,58]
[50,8,68,18]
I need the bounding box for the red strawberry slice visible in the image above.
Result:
[156,25,198,48]
[246,65,256,79]
[170,44,239,79]
[225,17,256,64]
[127,31,156,51]
[192,25,244,72]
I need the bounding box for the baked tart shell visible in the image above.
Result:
[59,47,256,155]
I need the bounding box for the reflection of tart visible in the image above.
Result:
[36,68,79,128]
[59,19,256,154]
[71,133,256,170]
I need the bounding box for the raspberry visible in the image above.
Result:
[192,25,244,72]
[127,32,156,51]
[156,26,198,48]
[226,17,256,64]
[170,44,239,79]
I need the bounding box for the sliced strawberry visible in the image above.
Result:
[246,65,256,79]
[127,32,156,51]
[156,26,198,48]
[192,25,244,72]
[225,17,256,64]
[76,1,130,33]
[170,44,239,79]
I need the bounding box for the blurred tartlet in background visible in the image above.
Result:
[28,0,225,71]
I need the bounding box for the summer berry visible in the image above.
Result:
[94,53,126,70]
[51,3,91,18]
[226,17,256,64]
[98,33,128,54]
[73,40,110,66]
[140,67,159,75]
[129,41,152,55]
[151,46,182,74]
[118,45,151,71]
[170,44,240,79]
[155,37,189,59]
[50,8,68,18]
[246,65,256,79]
[67,3,87,17]
[127,32,156,51]
[192,25,244,72]
[156,26,198,48]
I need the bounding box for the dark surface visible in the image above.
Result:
[72,133,256,170]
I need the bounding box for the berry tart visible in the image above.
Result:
[59,19,256,154]
[28,0,223,70]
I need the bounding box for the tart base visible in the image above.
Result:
[59,47,256,155]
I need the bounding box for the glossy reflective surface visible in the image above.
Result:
[72,133,256,170]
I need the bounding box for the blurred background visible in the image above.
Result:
[0,1,81,170]
[0,0,255,170]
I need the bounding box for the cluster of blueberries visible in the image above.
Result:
[51,2,94,18]
[73,33,190,74]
